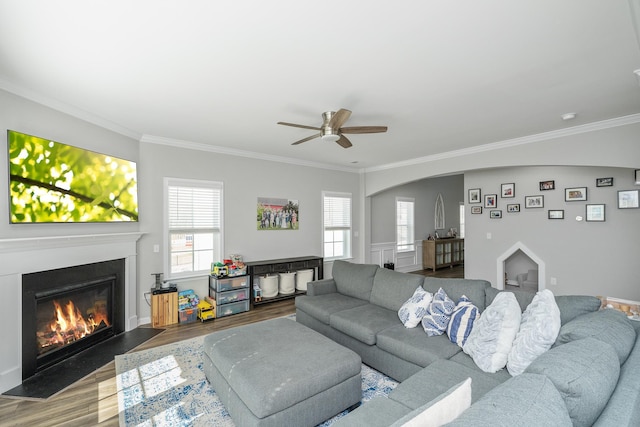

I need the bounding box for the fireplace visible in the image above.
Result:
[22,259,125,380]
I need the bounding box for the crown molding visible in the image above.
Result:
[364,113,640,173]
[140,134,360,173]
[0,76,142,141]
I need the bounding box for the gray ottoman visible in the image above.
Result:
[203,318,362,427]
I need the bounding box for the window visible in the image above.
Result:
[164,178,223,279]
[396,197,415,251]
[323,192,352,260]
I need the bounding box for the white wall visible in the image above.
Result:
[464,166,640,301]
[370,175,464,243]
[136,141,362,321]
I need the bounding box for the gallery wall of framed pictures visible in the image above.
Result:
[467,168,639,222]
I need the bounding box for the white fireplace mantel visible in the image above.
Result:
[0,232,144,394]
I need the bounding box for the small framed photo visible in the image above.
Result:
[506,204,520,213]
[548,210,564,219]
[501,183,515,198]
[596,177,613,187]
[618,190,639,209]
[471,206,483,214]
[539,180,555,191]
[586,204,605,222]
[565,187,587,202]
[484,194,497,208]
[490,210,502,219]
[635,169,640,185]
[468,188,481,204]
[525,195,544,208]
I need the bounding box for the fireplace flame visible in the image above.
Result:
[38,299,110,351]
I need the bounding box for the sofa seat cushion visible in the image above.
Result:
[389,359,502,410]
[423,277,490,311]
[444,373,572,427]
[330,304,399,345]
[525,337,620,427]
[370,268,425,312]
[332,396,412,427]
[377,325,462,367]
[448,352,512,384]
[332,260,379,300]
[295,293,368,325]
[555,308,636,364]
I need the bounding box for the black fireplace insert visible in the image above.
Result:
[22,259,125,379]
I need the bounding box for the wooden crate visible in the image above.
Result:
[152,290,178,327]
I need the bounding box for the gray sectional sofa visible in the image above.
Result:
[295,260,640,426]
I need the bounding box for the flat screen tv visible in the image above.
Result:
[8,130,138,223]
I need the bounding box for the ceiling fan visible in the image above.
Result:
[277,108,387,148]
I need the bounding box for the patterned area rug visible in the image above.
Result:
[115,327,398,426]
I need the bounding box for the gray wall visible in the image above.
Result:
[370,175,464,244]
[136,141,361,320]
[464,166,640,301]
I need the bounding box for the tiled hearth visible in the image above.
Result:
[0,232,143,394]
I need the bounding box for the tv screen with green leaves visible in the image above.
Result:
[8,130,138,223]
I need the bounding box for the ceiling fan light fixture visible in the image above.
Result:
[321,133,340,142]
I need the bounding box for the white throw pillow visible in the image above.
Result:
[421,287,456,337]
[398,286,433,328]
[507,289,561,376]
[400,378,472,427]
[446,295,479,347]
[463,292,521,373]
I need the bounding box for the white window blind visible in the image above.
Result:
[165,178,223,279]
[323,192,352,260]
[396,197,415,251]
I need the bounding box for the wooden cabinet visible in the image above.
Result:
[151,289,178,327]
[422,238,464,271]
[246,256,323,306]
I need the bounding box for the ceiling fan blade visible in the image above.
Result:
[340,126,388,134]
[277,122,322,131]
[336,135,353,148]
[291,133,321,145]
[328,109,352,129]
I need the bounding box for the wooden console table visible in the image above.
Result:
[246,256,323,306]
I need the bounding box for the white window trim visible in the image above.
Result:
[396,196,415,252]
[322,191,352,261]
[163,177,224,280]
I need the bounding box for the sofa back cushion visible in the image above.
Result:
[554,295,602,325]
[370,267,425,311]
[332,260,379,301]
[555,308,636,364]
[525,337,620,427]
[423,278,490,311]
[485,286,534,313]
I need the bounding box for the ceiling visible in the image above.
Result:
[1,1,640,170]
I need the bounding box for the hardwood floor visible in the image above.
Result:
[0,266,462,427]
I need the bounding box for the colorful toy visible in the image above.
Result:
[197,299,215,321]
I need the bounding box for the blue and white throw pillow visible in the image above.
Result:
[447,295,479,347]
[422,287,456,336]
[398,286,433,328]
